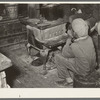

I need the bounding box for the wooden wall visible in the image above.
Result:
[0,4,100,49]
[0,4,28,49]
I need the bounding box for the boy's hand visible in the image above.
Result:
[66,38,72,45]
[95,22,98,28]
[67,30,73,38]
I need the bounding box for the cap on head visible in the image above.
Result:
[72,18,89,37]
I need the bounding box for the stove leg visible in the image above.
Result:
[41,50,51,75]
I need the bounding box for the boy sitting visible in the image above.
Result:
[55,18,96,86]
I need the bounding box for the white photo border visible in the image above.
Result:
[0,1,100,98]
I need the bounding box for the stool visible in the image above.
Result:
[0,53,12,88]
[0,53,12,71]
[73,71,100,88]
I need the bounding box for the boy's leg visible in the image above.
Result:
[55,54,78,81]
[55,54,70,79]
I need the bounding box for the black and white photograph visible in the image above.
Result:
[0,2,100,89]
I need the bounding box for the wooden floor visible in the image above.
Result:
[1,34,99,88]
[0,44,72,88]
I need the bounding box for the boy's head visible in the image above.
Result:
[71,18,89,38]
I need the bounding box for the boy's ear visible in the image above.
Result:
[74,32,79,38]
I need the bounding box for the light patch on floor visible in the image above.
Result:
[19,54,33,64]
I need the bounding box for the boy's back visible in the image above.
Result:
[71,36,96,76]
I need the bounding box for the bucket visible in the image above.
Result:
[5,4,18,19]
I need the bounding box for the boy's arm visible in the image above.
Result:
[62,38,75,58]
[90,22,98,33]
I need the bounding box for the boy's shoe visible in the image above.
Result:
[64,81,73,86]
[55,78,73,87]
[55,79,67,87]
[66,77,73,83]
[65,77,73,86]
